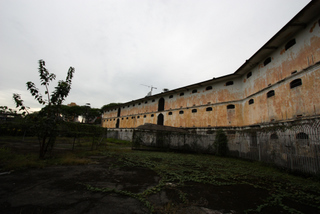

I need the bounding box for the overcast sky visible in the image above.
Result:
[0,0,310,112]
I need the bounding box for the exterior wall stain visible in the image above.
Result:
[102,6,320,131]
[310,21,317,32]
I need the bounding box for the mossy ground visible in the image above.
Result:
[0,136,319,213]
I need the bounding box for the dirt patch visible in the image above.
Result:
[180,182,269,212]
[148,182,269,213]
[0,159,151,214]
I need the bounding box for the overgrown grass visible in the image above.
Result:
[48,152,93,165]
[0,147,45,170]
[100,143,320,213]
[0,136,130,171]
[1,136,319,213]
[0,146,93,170]
[0,135,102,170]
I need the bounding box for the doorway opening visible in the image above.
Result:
[157,113,164,126]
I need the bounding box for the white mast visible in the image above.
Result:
[141,84,157,97]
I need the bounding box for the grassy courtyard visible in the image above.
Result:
[0,136,319,213]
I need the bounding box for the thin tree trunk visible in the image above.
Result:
[39,135,47,159]
[91,135,95,151]
[72,135,76,151]
[22,129,27,142]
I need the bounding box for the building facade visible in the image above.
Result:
[102,1,320,131]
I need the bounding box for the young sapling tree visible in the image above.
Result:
[13,60,75,159]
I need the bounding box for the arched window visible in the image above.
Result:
[285,38,296,51]
[270,133,278,139]
[179,110,184,114]
[267,90,275,98]
[290,79,302,89]
[226,81,234,86]
[192,109,197,113]
[249,99,254,105]
[264,57,271,66]
[227,104,235,109]
[206,86,212,90]
[296,132,309,145]
[180,92,184,96]
[168,112,173,115]
[192,89,197,93]
[296,132,308,140]
[158,98,165,111]
[206,107,212,111]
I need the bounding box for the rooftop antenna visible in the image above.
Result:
[141,84,157,97]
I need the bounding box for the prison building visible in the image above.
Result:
[102,1,320,131]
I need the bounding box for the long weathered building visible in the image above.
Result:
[102,1,320,131]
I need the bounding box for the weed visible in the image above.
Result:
[2,136,320,213]
[52,153,92,165]
[80,183,155,213]
[0,146,45,170]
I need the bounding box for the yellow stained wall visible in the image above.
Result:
[102,16,320,129]
[243,18,320,98]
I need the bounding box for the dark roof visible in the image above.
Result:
[233,0,320,76]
